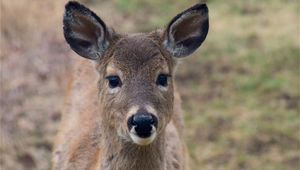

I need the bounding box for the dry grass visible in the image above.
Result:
[0,0,299,170]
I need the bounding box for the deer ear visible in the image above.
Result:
[63,1,109,60]
[163,4,209,58]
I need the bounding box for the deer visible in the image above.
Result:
[52,1,209,170]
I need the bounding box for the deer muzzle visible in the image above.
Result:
[127,112,158,145]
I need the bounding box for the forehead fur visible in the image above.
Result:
[107,34,173,73]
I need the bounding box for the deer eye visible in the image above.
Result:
[156,74,169,87]
[106,76,122,88]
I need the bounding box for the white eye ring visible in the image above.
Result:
[158,85,168,91]
[108,86,120,94]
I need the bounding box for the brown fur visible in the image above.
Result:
[53,32,188,170]
[53,1,209,170]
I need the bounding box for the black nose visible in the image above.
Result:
[127,113,158,138]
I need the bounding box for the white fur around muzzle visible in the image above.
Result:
[129,125,157,146]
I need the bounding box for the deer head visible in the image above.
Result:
[63,1,209,146]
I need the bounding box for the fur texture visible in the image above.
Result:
[52,1,209,170]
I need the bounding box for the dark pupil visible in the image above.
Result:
[157,74,168,87]
[107,76,120,88]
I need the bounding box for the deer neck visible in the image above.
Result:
[100,126,166,170]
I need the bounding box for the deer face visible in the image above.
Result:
[63,1,209,145]
[97,35,175,145]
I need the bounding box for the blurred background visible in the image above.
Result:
[0,0,299,169]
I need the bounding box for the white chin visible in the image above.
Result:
[129,132,157,146]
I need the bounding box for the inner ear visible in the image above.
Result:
[163,4,209,58]
[171,14,205,43]
[63,1,110,60]
[71,14,103,43]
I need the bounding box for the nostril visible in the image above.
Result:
[128,113,158,138]
[127,115,135,130]
[151,114,158,128]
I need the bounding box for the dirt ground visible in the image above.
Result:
[0,0,299,170]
